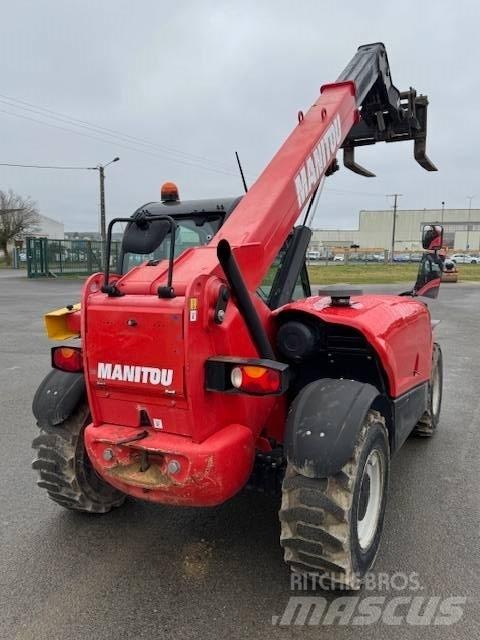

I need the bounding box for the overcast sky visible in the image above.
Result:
[0,0,478,231]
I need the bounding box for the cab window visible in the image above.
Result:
[121,215,221,273]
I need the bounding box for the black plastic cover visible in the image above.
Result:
[285,378,379,477]
[32,369,86,426]
[277,321,317,362]
[122,218,171,255]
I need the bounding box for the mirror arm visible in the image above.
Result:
[101,215,177,297]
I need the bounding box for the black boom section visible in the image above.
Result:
[285,378,379,477]
[337,42,401,116]
[337,42,437,175]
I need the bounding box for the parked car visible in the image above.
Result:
[333,254,345,262]
[348,253,363,262]
[450,253,479,264]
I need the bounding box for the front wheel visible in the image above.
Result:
[32,400,125,513]
[280,411,390,590]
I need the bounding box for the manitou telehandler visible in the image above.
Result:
[32,43,444,589]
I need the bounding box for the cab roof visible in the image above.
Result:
[134,197,243,220]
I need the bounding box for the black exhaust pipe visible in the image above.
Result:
[217,239,275,360]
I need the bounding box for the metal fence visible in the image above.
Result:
[306,247,428,264]
[307,248,388,264]
[26,237,121,277]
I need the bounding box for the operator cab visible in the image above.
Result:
[119,182,311,306]
[119,185,242,274]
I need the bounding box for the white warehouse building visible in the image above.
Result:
[311,208,480,252]
[31,213,65,239]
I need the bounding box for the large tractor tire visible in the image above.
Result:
[280,411,389,590]
[32,399,125,513]
[412,343,443,437]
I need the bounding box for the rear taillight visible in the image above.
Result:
[206,357,288,396]
[51,346,83,372]
[230,365,283,394]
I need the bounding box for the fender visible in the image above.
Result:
[285,378,381,478]
[32,369,86,427]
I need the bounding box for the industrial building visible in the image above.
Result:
[4,213,64,265]
[32,213,65,239]
[311,208,480,253]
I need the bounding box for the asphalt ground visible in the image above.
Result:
[0,270,479,639]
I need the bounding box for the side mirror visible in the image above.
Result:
[413,253,443,298]
[122,218,172,255]
[422,224,443,251]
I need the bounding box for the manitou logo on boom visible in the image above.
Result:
[294,114,342,208]
[97,362,174,386]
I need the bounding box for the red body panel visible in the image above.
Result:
[82,273,281,444]
[84,423,254,507]
[81,273,285,505]
[275,295,433,398]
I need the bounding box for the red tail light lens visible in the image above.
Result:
[206,357,289,396]
[231,365,282,394]
[51,346,83,372]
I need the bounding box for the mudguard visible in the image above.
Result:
[32,369,86,427]
[285,378,380,478]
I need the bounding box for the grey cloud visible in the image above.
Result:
[0,0,478,231]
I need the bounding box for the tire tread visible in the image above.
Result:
[32,401,125,513]
[280,410,387,590]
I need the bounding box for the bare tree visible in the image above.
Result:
[0,189,39,265]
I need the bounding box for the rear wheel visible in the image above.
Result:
[32,400,125,512]
[280,411,389,590]
[413,343,443,436]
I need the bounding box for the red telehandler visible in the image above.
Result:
[32,43,444,589]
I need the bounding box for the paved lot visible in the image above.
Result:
[0,270,479,639]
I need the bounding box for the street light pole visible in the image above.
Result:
[97,157,120,245]
[466,195,474,251]
[99,165,106,244]
[387,193,402,262]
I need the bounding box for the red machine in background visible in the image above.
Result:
[33,43,443,589]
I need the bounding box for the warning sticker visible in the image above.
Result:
[189,298,198,322]
[152,418,163,430]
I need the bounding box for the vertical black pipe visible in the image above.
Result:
[217,239,275,360]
